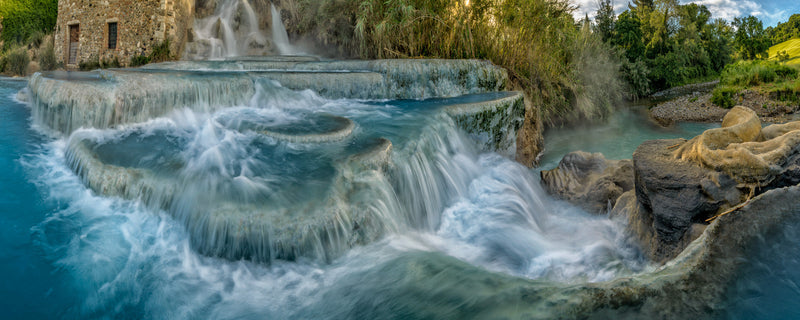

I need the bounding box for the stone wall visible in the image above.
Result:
[54,0,193,68]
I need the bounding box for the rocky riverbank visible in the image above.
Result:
[650,82,800,125]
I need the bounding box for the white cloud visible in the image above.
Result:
[570,0,789,26]
[571,0,627,21]
[687,0,761,22]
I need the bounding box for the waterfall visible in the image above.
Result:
[270,3,294,55]
[185,0,271,59]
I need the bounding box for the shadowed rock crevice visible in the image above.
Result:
[540,151,634,214]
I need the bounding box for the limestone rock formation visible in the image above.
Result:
[515,95,544,167]
[540,151,634,214]
[621,106,800,261]
[546,106,800,262]
[673,106,800,186]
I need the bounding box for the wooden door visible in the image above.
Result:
[68,25,79,65]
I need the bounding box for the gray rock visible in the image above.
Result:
[541,151,633,214]
[633,139,743,247]
[610,190,707,262]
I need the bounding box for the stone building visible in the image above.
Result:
[54,0,194,68]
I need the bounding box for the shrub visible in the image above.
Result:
[711,85,738,108]
[100,57,121,68]
[129,55,151,67]
[148,39,171,63]
[38,38,57,71]
[79,56,101,71]
[27,30,45,48]
[5,46,30,76]
[777,50,791,62]
[720,60,798,86]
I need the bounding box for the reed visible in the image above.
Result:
[295,0,624,123]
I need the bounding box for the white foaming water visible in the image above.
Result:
[270,3,294,55]
[24,80,649,317]
[26,134,647,318]
[188,0,269,59]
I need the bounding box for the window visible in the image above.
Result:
[108,22,117,49]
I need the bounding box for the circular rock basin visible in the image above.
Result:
[261,113,354,143]
[66,116,392,263]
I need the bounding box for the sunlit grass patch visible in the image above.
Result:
[770,38,800,66]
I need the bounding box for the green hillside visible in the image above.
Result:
[770,38,800,65]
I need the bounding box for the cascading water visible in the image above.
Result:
[55,75,641,273]
[270,3,294,55]
[10,57,800,316]
[186,0,271,59]
[185,0,298,59]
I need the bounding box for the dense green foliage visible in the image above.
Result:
[598,0,735,96]
[295,0,624,123]
[0,0,58,50]
[719,60,797,87]
[711,85,738,108]
[767,14,800,45]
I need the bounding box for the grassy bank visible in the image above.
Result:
[770,38,800,65]
[711,60,800,108]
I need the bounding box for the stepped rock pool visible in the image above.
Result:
[1,66,799,319]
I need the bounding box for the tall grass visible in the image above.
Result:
[4,46,30,76]
[38,36,57,71]
[720,60,798,87]
[711,60,800,108]
[149,39,172,63]
[295,0,624,123]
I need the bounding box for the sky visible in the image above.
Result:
[571,0,800,27]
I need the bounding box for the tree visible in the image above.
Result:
[644,0,679,57]
[594,0,615,43]
[733,16,771,60]
[702,18,733,72]
[613,10,645,61]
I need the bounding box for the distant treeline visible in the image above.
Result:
[768,14,800,45]
[0,0,58,50]
[594,1,799,97]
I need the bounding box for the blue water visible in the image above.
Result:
[3,75,799,318]
[0,79,73,317]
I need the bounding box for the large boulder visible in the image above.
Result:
[540,151,633,214]
[633,139,743,247]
